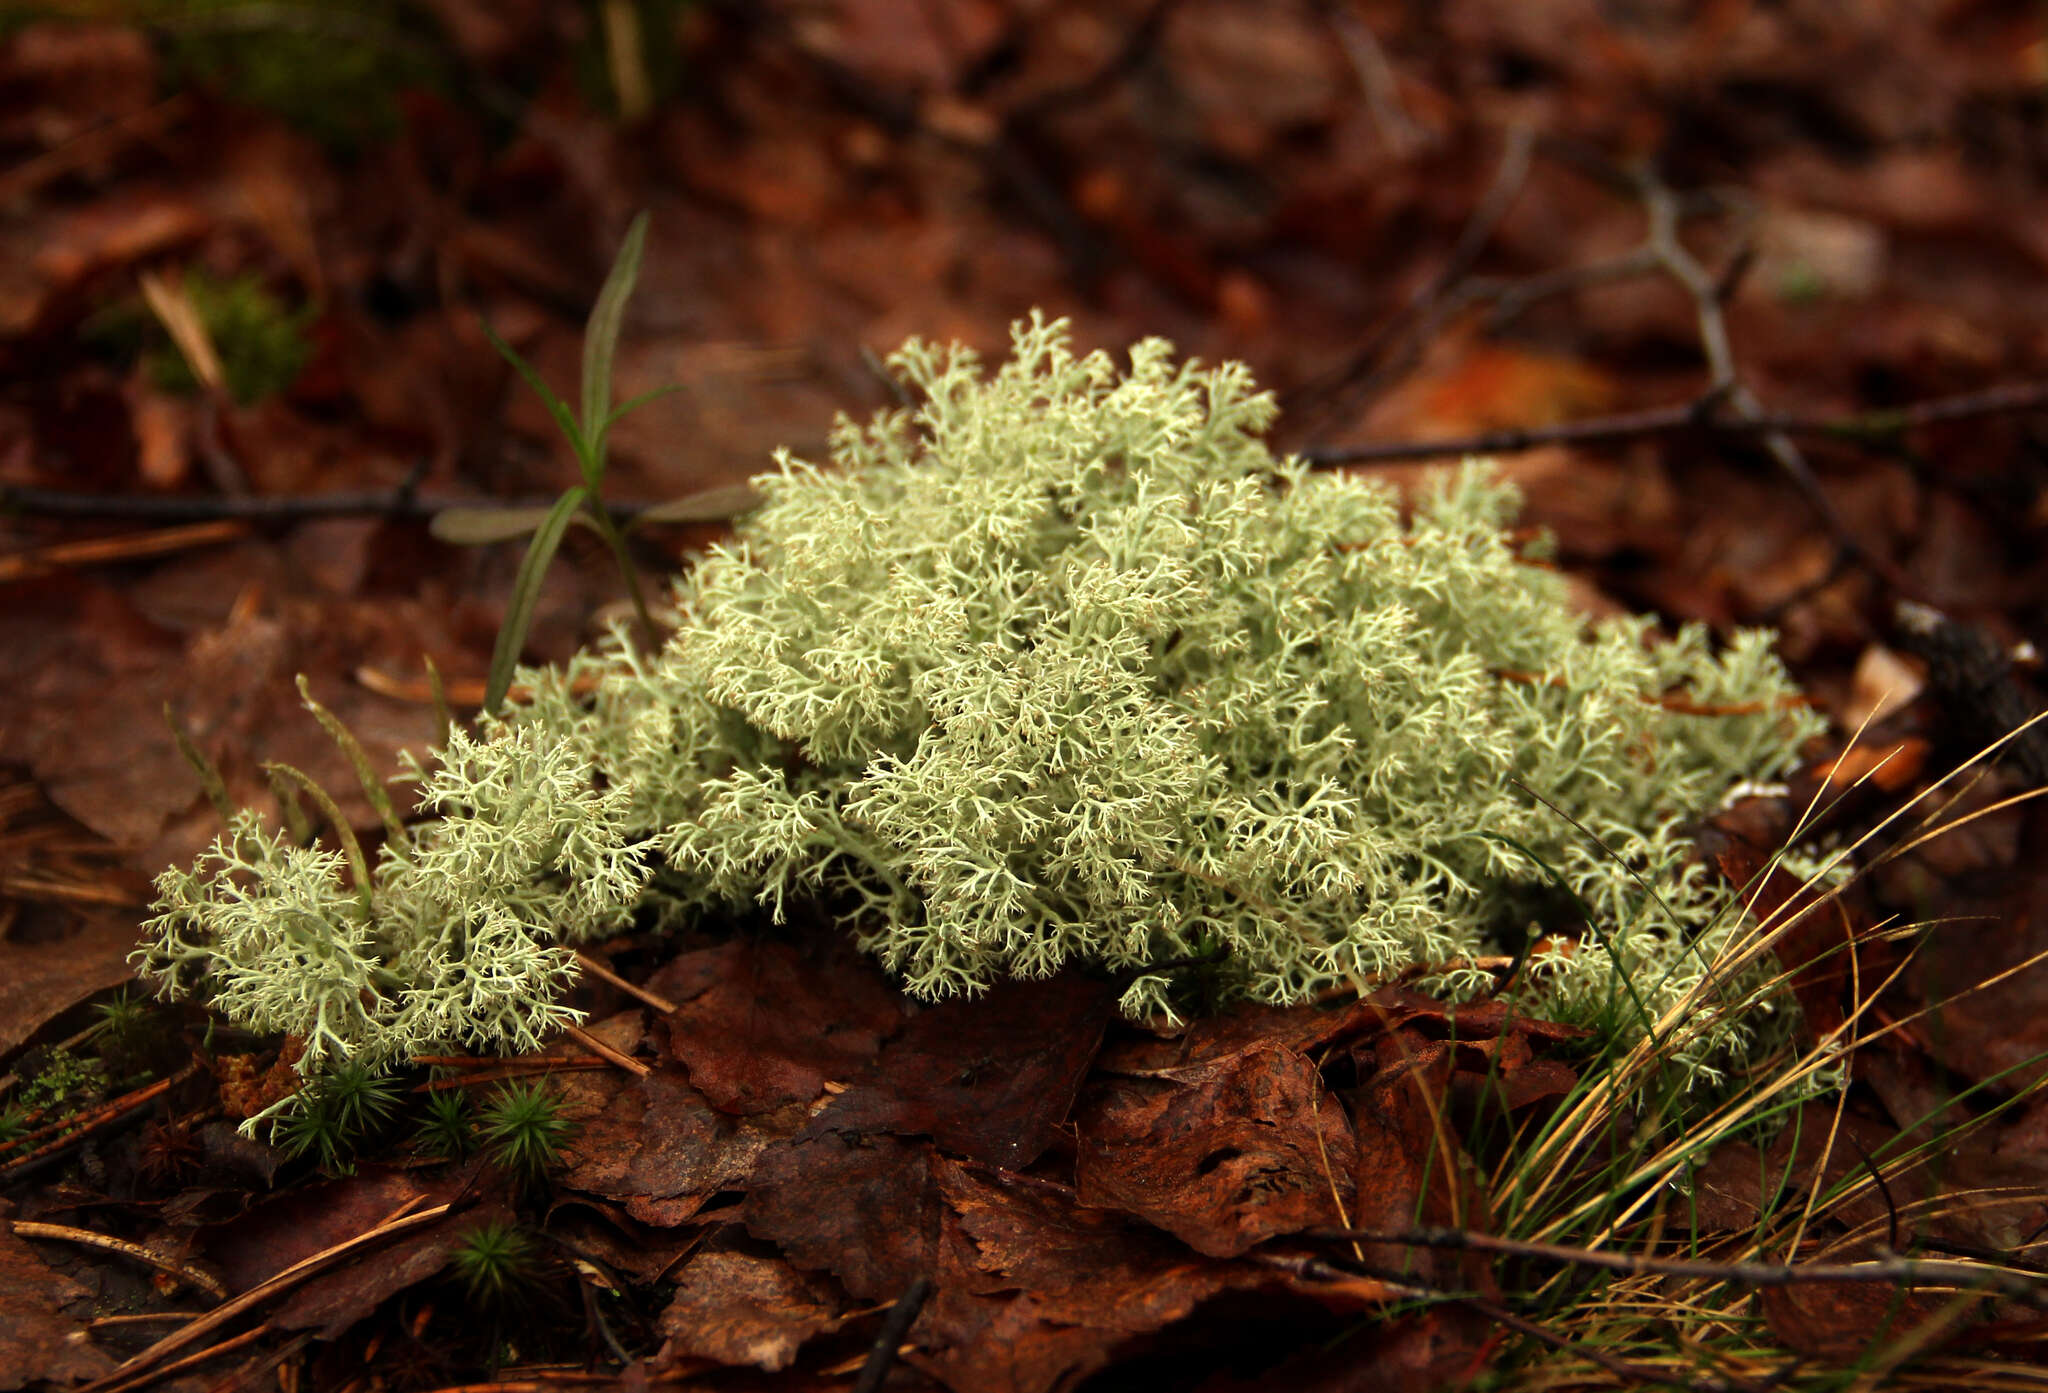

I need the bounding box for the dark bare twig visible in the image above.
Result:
[1256,1250,1766,1393]
[851,1276,932,1393]
[1299,379,2048,465]
[1318,0,1429,158]
[0,482,756,528]
[1291,123,1537,434]
[1628,168,1917,598]
[1846,1134,1904,1255]
[1006,0,1186,123]
[9,376,2042,540]
[1307,1225,2046,1305]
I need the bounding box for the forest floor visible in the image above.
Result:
[4,3,2048,1390]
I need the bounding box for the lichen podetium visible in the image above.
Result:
[139,315,1821,1096]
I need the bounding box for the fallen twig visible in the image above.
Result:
[81,1201,455,1391]
[1301,380,2048,466]
[1309,1225,2047,1306]
[11,1221,228,1302]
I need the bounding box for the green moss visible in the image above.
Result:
[152,0,437,154]
[15,1047,106,1117]
[145,268,315,405]
[137,317,1822,1096]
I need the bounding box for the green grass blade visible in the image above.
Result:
[483,485,587,717]
[428,505,557,545]
[295,675,405,843]
[598,382,683,437]
[480,317,590,468]
[163,702,234,826]
[585,502,655,640]
[422,654,452,753]
[262,761,372,918]
[579,210,650,479]
[623,481,762,531]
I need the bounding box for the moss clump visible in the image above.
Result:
[154,0,436,153]
[146,268,315,405]
[138,316,1820,1094]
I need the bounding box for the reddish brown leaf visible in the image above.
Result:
[1075,1040,1359,1259]
[1759,1278,1963,1361]
[1685,1141,1770,1234]
[272,1196,510,1339]
[0,188,208,343]
[1344,1031,1495,1292]
[918,1156,1294,1393]
[0,914,144,1056]
[1096,989,1432,1078]
[743,1131,941,1303]
[816,973,1117,1168]
[650,936,905,1116]
[204,1164,458,1295]
[0,1210,115,1388]
[658,1246,845,1372]
[197,1152,492,1338]
[547,1201,701,1284]
[560,1067,802,1227]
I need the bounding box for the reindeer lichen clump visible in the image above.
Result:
[140,316,1820,1095]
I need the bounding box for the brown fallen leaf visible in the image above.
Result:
[0,915,143,1058]
[658,1245,846,1372]
[917,1155,1299,1393]
[650,935,905,1116]
[1345,1028,1497,1293]
[0,1204,116,1389]
[560,1066,802,1228]
[742,1131,941,1304]
[1075,1039,1359,1259]
[204,1163,488,1340]
[816,973,1117,1169]
[1759,1275,1965,1362]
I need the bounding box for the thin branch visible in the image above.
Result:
[1629,168,1915,597]
[1319,0,1429,158]
[1291,123,1537,433]
[0,482,758,527]
[82,1203,455,1390]
[1006,0,1186,123]
[565,1023,651,1077]
[1299,379,2048,465]
[850,1276,933,1393]
[11,1221,229,1302]
[573,950,680,1015]
[1309,1225,2047,1305]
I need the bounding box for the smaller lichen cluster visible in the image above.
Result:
[138,316,1821,1095]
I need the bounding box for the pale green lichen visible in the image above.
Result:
[137,316,1822,1088]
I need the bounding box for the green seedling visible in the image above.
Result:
[278,1061,400,1170]
[449,1219,540,1304]
[414,1088,474,1161]
[479,1079,575,1182]
[441,210,676,715]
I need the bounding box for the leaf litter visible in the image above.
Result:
[4,0,2048,1387]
